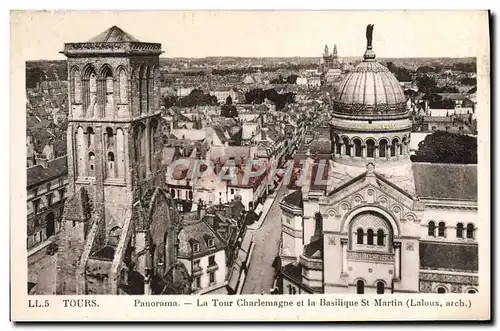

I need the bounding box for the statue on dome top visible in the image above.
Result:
[366,24,375,48]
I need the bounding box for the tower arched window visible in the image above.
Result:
[107,152,115,177]
[390,138,398,157]
[86,127,94,148]
[356,228,364,244]
[88,152,95,176]
[456,223,464,238]
[438,222,446,237]
[367,229,374,245]
[366,139,375,157]
[379,139,388,158]
[376,281,385,294]
[377,229,385,246]
[356,280,365,294]
[428,221,436,237]
[105,127,114,149]
[118,68,128,104]
[466,223,475,239]
[71,68,81,104]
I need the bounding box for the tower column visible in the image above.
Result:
[94,124,105,215]
[124,127,131,186]
[374,145,379,159]
[340,143,345,156]
[362,144,367,158]
[145,119,151,177]
[113,130,119,178]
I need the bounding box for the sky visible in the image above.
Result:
[11,10,489,61]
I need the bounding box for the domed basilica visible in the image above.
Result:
[279,25,478,294]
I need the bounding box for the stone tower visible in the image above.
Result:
[56,26,186,295]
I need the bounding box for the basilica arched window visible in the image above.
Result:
[353,138,362,157]
[376,281,385,294]
[366,139,375,158]
[456,223,464,239]
[466,223,475,239]
[377,229,385,246]
[356,280,365,294]
[390,138,398,157]
[437,287,447,294]
[438,222,446,237]
[356,228,364,244]
[170,188,176,198]
[350,211,393,251]
[428,221,436,237]
[401,137,407,155]
[379,139,388,158]
[343,137,351,156]
[467,289,477,294]
[367,229,374,245]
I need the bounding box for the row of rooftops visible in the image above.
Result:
[27,155,68,189]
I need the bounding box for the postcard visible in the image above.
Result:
[10,10,490,321]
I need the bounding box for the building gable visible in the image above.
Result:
[322,165,424,232]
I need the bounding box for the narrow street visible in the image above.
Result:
[241,185,289,294]
[28,245,57,295]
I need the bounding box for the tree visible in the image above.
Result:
[416,66,436,74]
[286,74,298,84]
[410,131,477,164]
[460,77,477,85]
[417,75,437,94]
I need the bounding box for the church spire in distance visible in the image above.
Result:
[323,44,330,57]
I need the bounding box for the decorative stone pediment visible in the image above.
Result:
[321,169,423,225]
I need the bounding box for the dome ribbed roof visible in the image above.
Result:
[336,61,406,106]
[333,26,407,116]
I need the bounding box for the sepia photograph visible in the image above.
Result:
[10,9,490,321]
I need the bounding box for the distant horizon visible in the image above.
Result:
[26,55,477,63]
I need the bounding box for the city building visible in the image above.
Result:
[26,155,68,251]
[278,26,478,295]
[177,220,228,294]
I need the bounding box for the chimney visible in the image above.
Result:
[204,209,215,229]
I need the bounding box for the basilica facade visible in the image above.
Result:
[279,26,478,295]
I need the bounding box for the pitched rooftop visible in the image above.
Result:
[87,26,140,43]
[412,163,477,201]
